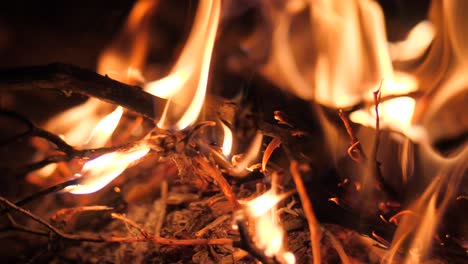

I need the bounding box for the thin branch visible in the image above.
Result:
[0,109,136,175]
[16,143,133,176]
[194,157,240,210]
[0,63,235,122]
[262,137,281,172]
[0,179,80,216]
[322,227,351,264]
[154,180,168,236]
[0,196,234,246]
[372,82,398,200]
[290,160,322,264]
[0,63,165,120]
[111,213,151,238]
[338,109,367,162]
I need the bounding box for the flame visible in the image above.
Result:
[65,146,149,194]
[84,106,123,148]
[389,20,435,62]
[145,0,221,130]
[230,133,263,176]
[349,96,416,134]
[349,74,424,141]
[385,169,462,263]
[97,0,158,82]
[243,189,295,264]
[245,189,284,217]
[44,100,104,147]
[309,0,394,108]
[220,121,233,157]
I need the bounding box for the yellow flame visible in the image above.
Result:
[243,189,296,263]
[221,122,233,157]
[245,189,284,217]
[44,100,103,146]
[65,146,149,194]
[230,133,263,176]
[84,106,123,148]
[349,95,425,140]
[309,0,393,108]
[145,0,221,130]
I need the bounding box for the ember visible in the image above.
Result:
[0,0,466,263]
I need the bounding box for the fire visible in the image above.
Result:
[25,0,467,262]
[44,99,103,147]
[389,20,435,62]
[349,95,424,140]
[145,0,221,130]
[309,0,394,108]
[84,106,123,148]
[220,121,233,157]
[97,0,158,82]
[65,145,150,194]
[230,133,263,176]
[242,189,296,264]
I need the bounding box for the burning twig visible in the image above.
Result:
[371,82,399,200]
[338,109,367,162]
[0,63,165,120]
[262,137,282,172]
[289,161,322,264]
[0,108,135,175]
[0,63,235,125]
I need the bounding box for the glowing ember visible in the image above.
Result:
[65,146,149,194]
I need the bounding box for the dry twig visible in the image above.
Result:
[372,83,398,200]
[338,109,367,162]
[194,157,240,210]
[290,161,322,264]
[0,196,234,246]
[0,63,165,120]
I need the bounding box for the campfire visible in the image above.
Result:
[0,0,466,263]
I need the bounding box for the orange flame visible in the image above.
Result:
[97,0,158,82]
[44,100,103,147]
[145,0,221,130]
[65,145,149,194]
